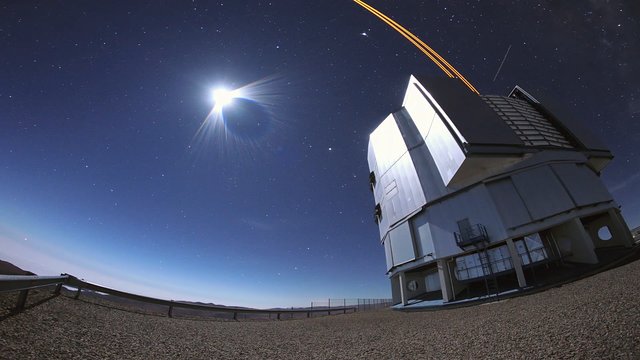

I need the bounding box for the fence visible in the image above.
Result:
[0,274,389,320]
[310,298,393,312]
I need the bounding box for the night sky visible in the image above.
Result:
[1,1,638,308]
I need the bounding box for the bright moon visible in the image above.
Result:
[212,88,237,107]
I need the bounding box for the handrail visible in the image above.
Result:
[64,275,356,314]
[455,224,489,248]
[0,275,69,293]
[0,274,358,318]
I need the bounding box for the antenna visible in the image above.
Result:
[353,0,480,95]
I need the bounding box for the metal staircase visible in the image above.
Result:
[455,220,500,297]
[455,223,489,249]
[478,249,500,297]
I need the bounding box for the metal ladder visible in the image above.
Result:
[478,246,500,297]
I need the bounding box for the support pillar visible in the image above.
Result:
[437,259,453,302]
[567,218,599,264]
[506,238,527,288]
[398,272,408,305]
[16,289,29,312]
[607,209,634,247]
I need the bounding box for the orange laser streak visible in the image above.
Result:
[355,0,478,93]
[354,0,477,93]
[353,0,453,78]
[354,0,480,94]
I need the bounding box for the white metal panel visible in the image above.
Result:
[390,275,402,304]
[487,178,533,229]
[512,166,574,220]
[425,272,441,292]
[409,146,449,203]
[376,203,391,241]
[393,109,424,149]
[426,221,456,258]
[392,108,449,202]
[389,222,415,266]
[421,185,508,258]
[424,113,466,186]
[402,77,466,186]
[376,153,427,238]
[369,113,427,240]
[367,140,384,208]
[402,82,437,140]
[368,114,408,177]
[411,211,435,258]
[403,75,467,144]
[384,236,393,271]
[367,140,378,182]
[552,163,612,206]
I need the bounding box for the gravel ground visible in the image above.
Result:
[1,260,640,360]
[0,287,58,319]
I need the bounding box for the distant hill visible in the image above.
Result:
[0,260,35,275]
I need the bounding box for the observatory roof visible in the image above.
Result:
[510,86,611,153]
[410,75,524,150]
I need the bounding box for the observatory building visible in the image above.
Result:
[367,75,635,306]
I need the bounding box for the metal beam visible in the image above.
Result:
[1,274,359,318]
[0,275,69,293]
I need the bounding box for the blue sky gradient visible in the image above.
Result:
[1,1,638,308]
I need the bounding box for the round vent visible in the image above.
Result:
[407,280,419,292]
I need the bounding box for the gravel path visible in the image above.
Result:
[2,260,640,359]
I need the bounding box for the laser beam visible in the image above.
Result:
[353,0,480,95]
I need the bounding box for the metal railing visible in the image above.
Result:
[0,275,68,313]
[456,256,514,281]
[310,298,393,312]
[0,274,359,320]
[454,224,489,248]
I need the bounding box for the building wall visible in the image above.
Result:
[487,161,614,235]
[368,113,426,241]
[374,144,618,272]
[549,218,598,264]
[583,210,635,249]
[380,182,509,271]
[378,149,620,271]
[369,76,630,304]
[420,185,507,259]
[390,275,401,305]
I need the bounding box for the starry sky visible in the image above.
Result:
[1,1,638,308]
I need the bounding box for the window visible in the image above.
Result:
[374,203,382,224]
[454,245,514,281]
[515,233,549,265]
[407,280,419,292]
[369,171,376,191]
[597,226,612,241]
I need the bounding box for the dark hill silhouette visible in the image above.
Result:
[0,260,35,275]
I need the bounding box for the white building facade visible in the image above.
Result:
[367,76,634,306]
